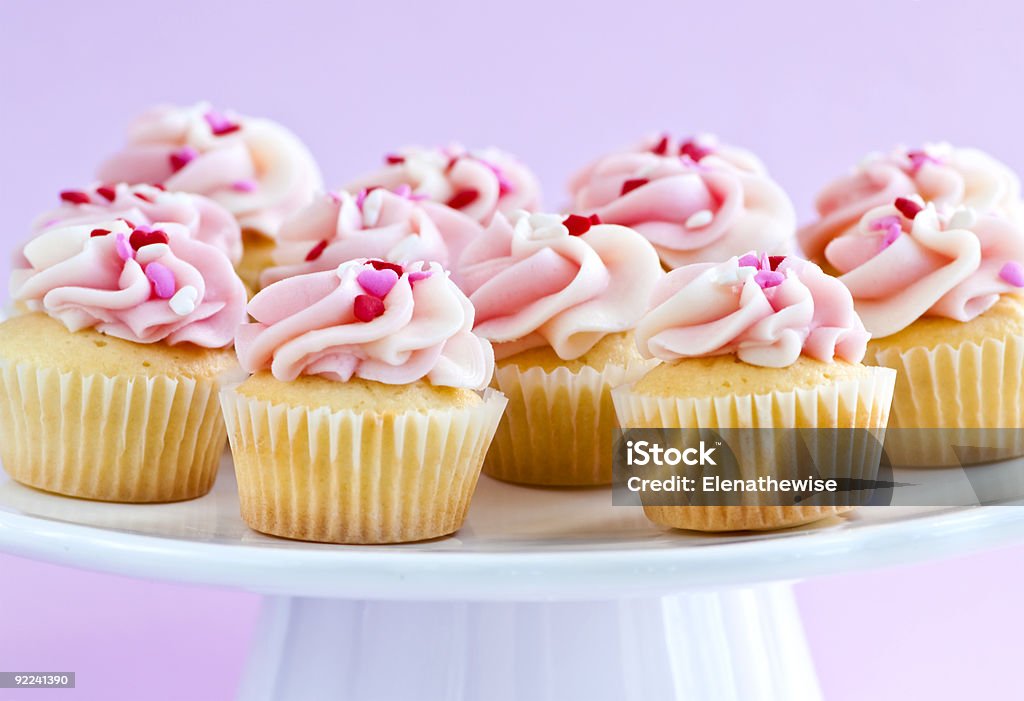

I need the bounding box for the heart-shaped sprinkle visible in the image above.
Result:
[60,189,90,205]
[652,135,670,155]
[135,190,155,203]
[305,240,329,262]
[685,209,714,229]
[768,255,786,271]
[385,153,405,165]
[408,270,433,285]
[130,228,169,250]
[588,213,602,225]
[446,189,480,209]
[754,269,785,289]
[115,233,135,262]
[354,294,386,322]
[907,149,938,172]
[357,267,399,299]
[169,285,199,316]
[737,253,761,269]
[894,197,923,220]
[999,261,1024,287]
[496,171,515,197]
[152,183,166,191]
[145,262,176,299]
[394,184,413,198]
[169,146,198,172]
[118,217,136,229]
[445,156,460,173]
[620,178,649,196]
[204,109,241,136]
[679,139,713,162]
[90,228,111,238]
[355,187,380,209]
[879,226,901,250]
[96,185,117,202]
[232,179,257,192]
[369,259,404,275]
[563,214,593,237]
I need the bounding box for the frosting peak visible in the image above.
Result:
[799,143,1024,262]
[825,199,1024,338]
[11,219,246,347]
[345,144,541,226]
[235,260,494,389]
[97,102,323,237]
[635,254,869,367]
[455,211,664,360]
[569,134,796,268]
[34,183,242,264]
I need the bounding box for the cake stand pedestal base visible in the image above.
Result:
[237,581,820,701]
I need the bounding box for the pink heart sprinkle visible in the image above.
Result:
[60,189,90,205]
[754,270,785,289]
[894,197,923,220]
[879,224,902,251]
[115,233,135,262]
[999,261,1024,287]
[737,253,761,269]
[357,268,399,299]
[907,150,938,172]
[145,262,176,299]
[354,294,386,322]
[204,110,241,136]
[394,184,413,198]
[232,179,258,192]
[869,215,902,231]
[169,146,198,172]
[356,187,380,209]
[408,270,433,285]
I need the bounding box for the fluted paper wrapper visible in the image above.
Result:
[484,358,658,486]
[220,386,508,544]
[869,333,1024,466]
[0,360,226,502]
[611,367,896,531]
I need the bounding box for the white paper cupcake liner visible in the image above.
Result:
[220,385,507,544]
[485,357,658,486]
[0,360,226,502]
[611,367,896,531]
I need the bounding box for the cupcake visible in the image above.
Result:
[825,197,1024,464]
[346,145,541,228]
[97,102,323,289]
[799,143,1024,264]
[568,133,796,269]
[32,182,242,265]
[258,186,482,288]
[454,210,664,486]
[612,254,895,531]
[0,219,247,502]
[222,259,506,544]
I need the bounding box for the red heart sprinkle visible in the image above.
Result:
[446,189,480,209]
[679,140,713,162]
[652,135,670,155]
[129,228,169,250]
[620,178,649,196]
[588,213,602,225]
[445,156,460,173]
[894,197,923,220]
[563,214,593,237]
[169,146,198,172]
[385,153,405,165]
[118,218,136,229]
[368,259,404,276]
[152,183,165,191]
[90,228,111,237]
[768,255,786,271]
[96,186,117,202]
[353,294,386,322]
[60,190,90,204]
[135,190,155,203]
[305,240,329,262]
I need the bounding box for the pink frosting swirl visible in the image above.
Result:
[97,102,323,237]
[346,145,541,226]
[455,211,664,360]
[33,183,242,264]
[569,134,796,269]
[10,219,247,347]
[259,186,482,288]
[235,259,494,389]
[799,143,1024,263]
[635,254,869,367]
[825,198,1024,338]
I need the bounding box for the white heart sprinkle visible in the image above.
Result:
[169,285,198,316]
[685,210,714,229]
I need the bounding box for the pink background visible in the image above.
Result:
[3,1,1024,698]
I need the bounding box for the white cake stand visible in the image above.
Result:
[2,457,1024,701]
